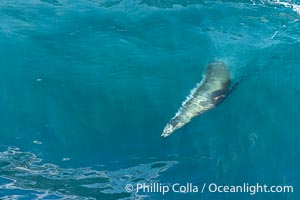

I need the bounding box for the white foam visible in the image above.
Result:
[174,78,205,118]
[33,140,42,145]
[271,0,300,15]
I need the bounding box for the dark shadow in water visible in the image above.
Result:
[40,0,62,6]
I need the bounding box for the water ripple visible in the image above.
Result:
[0,146,177,199]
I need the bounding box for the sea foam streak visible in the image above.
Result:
[271,0,300,15]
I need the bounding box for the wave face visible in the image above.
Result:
[0,0,300,199]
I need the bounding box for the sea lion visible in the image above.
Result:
[161,61,231,137]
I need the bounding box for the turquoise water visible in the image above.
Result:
[0,0,300,199]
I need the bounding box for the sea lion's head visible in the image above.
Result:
[161,117,185,137]
[161,123,175,137]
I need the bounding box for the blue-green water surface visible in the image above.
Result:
[0,0,300,199]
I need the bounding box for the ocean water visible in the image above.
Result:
[0,0,300,199]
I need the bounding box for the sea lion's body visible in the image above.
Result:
[162,61,230,137]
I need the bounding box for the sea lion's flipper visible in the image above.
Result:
[227,82,239,96]
[227,75,248,96]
